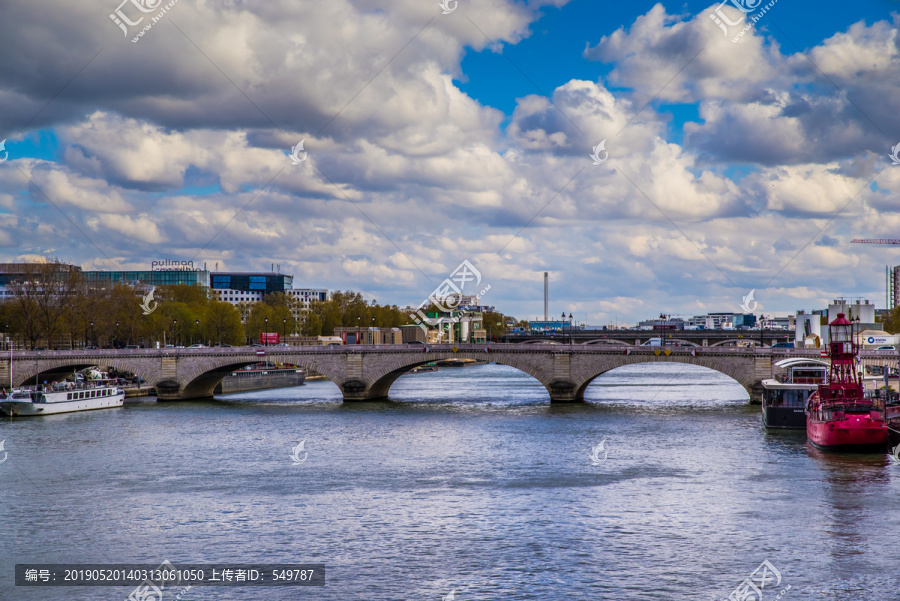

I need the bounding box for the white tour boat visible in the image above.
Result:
[0,377,124,417]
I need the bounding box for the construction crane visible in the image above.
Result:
[851,239,900,245]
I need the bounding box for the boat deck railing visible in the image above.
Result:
[7,381,121,394]
[789,377,826,384]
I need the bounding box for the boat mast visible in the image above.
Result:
[827,312,861,396]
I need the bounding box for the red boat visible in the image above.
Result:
[806,313,888,451]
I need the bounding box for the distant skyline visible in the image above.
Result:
[1,1,900,324]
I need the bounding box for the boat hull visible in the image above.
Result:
[807,413,888,452]
[762,405,806,429]
[0,393,124,416]
[761,380,815,429]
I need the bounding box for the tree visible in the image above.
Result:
[300,312,323,336]
[202,301,244,345]
[8,259,83,349]
[263,292,298,337]
[880,306,900,333]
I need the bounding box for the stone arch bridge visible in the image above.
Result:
[0,344,862,404]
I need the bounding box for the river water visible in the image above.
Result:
[2,363,899,600]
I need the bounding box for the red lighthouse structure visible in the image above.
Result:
[806,313,888,451]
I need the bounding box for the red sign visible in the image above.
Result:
[260,333,280,344]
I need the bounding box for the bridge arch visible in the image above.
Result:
[581,338,635,346]
[569,354,759,403]
[360,353,549,401]
[576,359,750,403]
[173,355,350,401]
[13,357,159,388]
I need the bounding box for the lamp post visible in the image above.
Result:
[264,316,269,347]
[283,317,286,345]
[115,321,119,349]
[173,318,178,347]
[569,313,574,345]
[357,315,361,345]
[90,320,94,348]
[195,318,200,345]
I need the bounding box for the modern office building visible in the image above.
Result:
[890,265,900,309]
[638,316,685,330]
[287,288,329,308]
[685,313,735,329]
[210,273,327,308]
[0,262,83,297]
[82,269,210,288]
[209,272,328,335]
[732,314,757,329]
[211,272,293,304]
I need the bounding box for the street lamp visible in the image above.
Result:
[569,313,574,345]
[195,318,200,345]
[264,316,269,347]
[90,320,94,347]
[283,317,286,344]
[173,318,178,347]
[115,321,119,349]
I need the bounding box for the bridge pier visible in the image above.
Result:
[340,379,387,402]
[547,380,581,403]
[747,383,765,405]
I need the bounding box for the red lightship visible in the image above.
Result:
[806,313,888,451]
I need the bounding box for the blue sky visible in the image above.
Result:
[1,0,899,324]
[458,0,896,139]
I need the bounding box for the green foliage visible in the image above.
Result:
[304,290,414,336]
[880,306,900,333]
[2,267,523,347]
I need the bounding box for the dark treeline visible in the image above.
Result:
[298,291,521,339]
[1,261,522,348]
[0,260,286,348]
[299,291,414,336]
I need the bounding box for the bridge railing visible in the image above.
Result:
[5,344,840,358]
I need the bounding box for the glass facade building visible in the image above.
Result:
[211,273,291,295]
[82,270,211,287]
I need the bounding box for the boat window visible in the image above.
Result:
[67,393,72,400]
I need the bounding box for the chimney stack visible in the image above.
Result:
[544,272,549,321]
